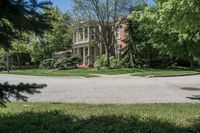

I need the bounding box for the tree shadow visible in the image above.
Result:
[0,82,47,107]
[0,111,199,133]
[181,87,200,91]
[186,95,200,101]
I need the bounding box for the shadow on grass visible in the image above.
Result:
[0,82,47,107]
[0,111,199,133]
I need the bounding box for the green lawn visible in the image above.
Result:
[0,67,199,77]
[131,68,200,77]
[0,103,200,133]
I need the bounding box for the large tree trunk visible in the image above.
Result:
[189,57,194,68]
[6,51,10,73]
[188,54,194,68]
[106,45,110,67]
[16,52,21,69]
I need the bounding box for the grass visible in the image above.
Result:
[0,103,200,133]
[0,67,199,77]
[131,67,200,77]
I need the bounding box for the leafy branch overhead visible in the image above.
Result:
[0,0,52,49]
[0,82,47,107]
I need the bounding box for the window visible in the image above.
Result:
[91,27,96,40]
[79,28,83,41]
[115,44,121,58]
[115,28,120,39]
[85,27,88,39]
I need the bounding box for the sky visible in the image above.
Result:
[48,0,154,12]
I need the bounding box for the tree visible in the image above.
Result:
[72,0,137,67]
[11,33,29,69]
[28,38,45,69]
[0,0,51,106]
[129,0,200,67]
[122,3,157,68]
[0,0,52,50]
[122,19,155,68]
[41,7,73,56]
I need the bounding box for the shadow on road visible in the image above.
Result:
[186,95,200,101]
[181,87,200,91]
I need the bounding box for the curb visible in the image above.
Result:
[146,72,200,78]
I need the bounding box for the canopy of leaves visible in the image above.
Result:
[0,0,52,50]
[41,7,73,54]
[129,0,200,66]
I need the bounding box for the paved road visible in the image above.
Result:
[1,74,200,104]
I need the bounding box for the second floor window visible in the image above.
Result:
[79,28,83,40]
[85,27,88,39]
[115,27,120,39]
[91,27,96,40]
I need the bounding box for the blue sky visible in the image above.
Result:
[48,0,154,12]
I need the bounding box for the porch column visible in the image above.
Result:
[83,47,86,65]
[76,31,79,42]
[83,28,85,42]
[94,46,96,61]
[88,25,90,42]
[88,46,90,65]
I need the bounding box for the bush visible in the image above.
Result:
[40,58,56,69]
[40,56,82,70]
[94,55,119,68]
[55,56,82,70]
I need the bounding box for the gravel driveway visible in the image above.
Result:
[1,74,200,104]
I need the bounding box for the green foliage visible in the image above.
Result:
[0,82,46,107]
[54,56,81,70]
[0,0,51,50]
[41,7,73,55]
[40,58,56,70]
[122,18,156,68]
[28,42,44,65]
[0,48,5,65]
[129,0,200,67]
[94,55,118,68]
[40,56,82,70]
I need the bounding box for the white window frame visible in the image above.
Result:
[115,27,120,39]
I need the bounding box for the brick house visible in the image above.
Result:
[72,21,127,66]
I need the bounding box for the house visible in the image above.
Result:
[52,50,72,59]
[72,21,127,66]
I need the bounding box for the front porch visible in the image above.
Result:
[73,45,97,66]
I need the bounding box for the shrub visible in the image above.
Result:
[70,56,82,65]
[40,58,56,69]
[94,55,119,68]
[56,56,82,70]
[40,56,82,70]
